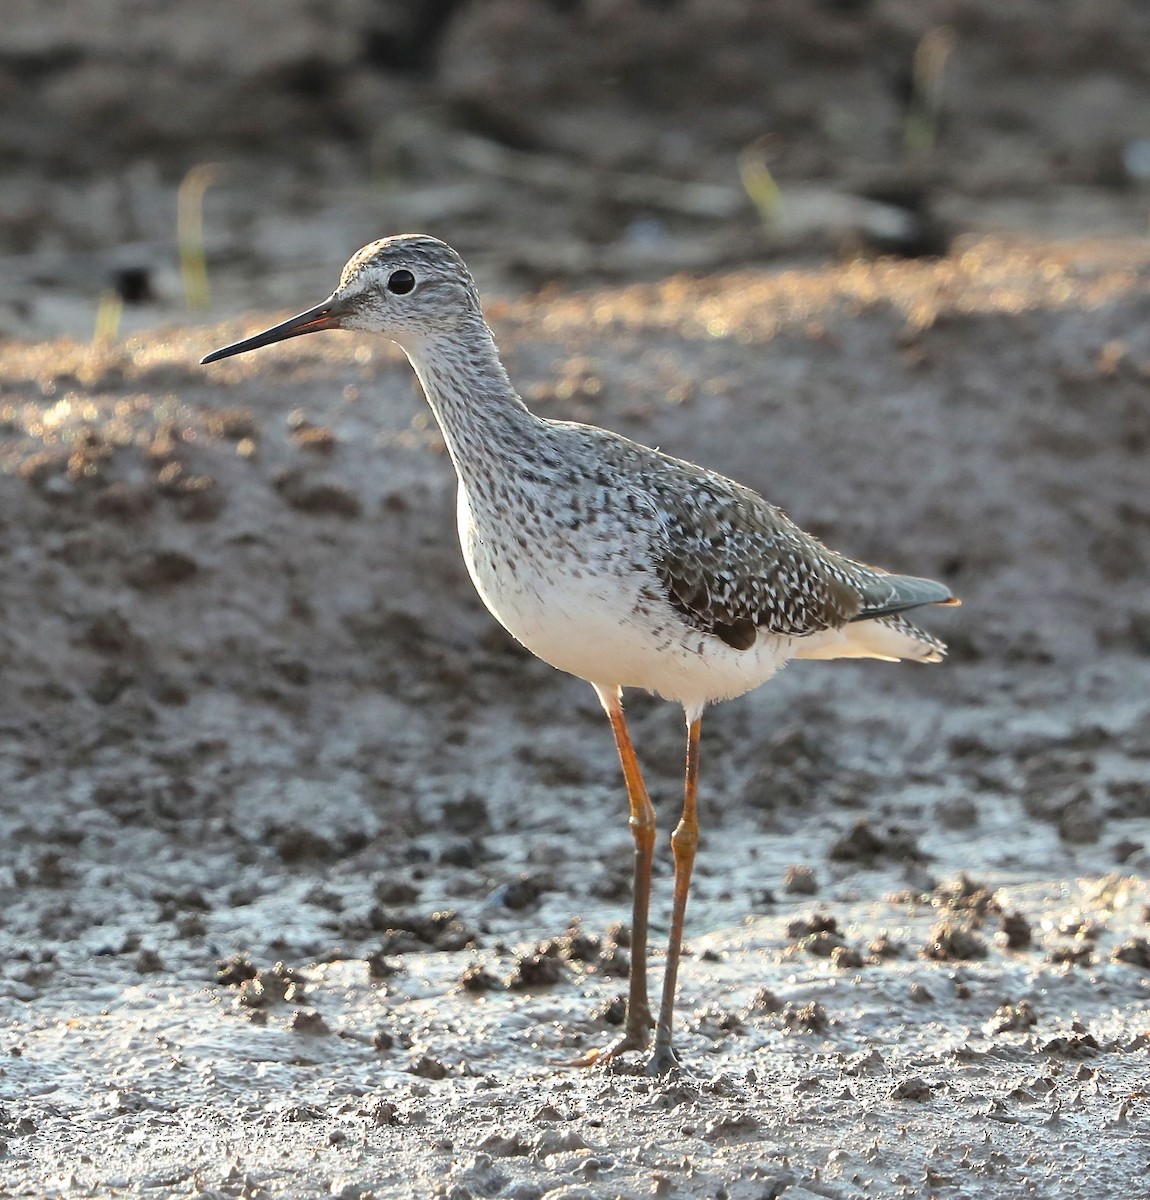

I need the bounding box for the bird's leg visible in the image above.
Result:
[646,711,702,1075]
[569,686,656,1064]
[605,694,658,1051]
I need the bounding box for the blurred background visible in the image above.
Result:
[6,0,1150,339]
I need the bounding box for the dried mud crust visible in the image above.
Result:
[2,236,1150,1197]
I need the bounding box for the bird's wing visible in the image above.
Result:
[642,459,863,649]
[641,454,954,651]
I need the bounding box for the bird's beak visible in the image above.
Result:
[201,293,349,365]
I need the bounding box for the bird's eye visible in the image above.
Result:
[387,269,416,295]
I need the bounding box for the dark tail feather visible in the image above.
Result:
[852,572,959,623]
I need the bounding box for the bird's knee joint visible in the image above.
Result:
[671,821,699,855]
[629,813,656,847]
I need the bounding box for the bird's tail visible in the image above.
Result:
[792,613,947,663]
[795,569,958,664]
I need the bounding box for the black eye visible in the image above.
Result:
[387,269,415,295]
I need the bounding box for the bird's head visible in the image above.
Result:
[201,234,483,365]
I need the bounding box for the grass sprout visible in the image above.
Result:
[178,163,221,310]
[905,27,956,158]
[738,135,784,231]
[93,289,123,343]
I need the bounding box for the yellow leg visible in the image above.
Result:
[569,686,655,1063]
[647,713,701,1075]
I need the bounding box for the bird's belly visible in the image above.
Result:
[458,495,791,708]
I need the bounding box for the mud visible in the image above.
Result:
[1,235,1149,1198]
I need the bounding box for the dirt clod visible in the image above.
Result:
[367,1100,400,1126]
[782,864,818,895]
[440,839,484,868]
[205,408,258,440]
[829,820,924,866]
[869,933,906,960]
[922,920,988,962]
[367,909,477,954]
[1107,780,1150,819]
[477,1132,530,1158]
[290,423,336,454]
[237,962,306,1008]
[460,962,503,992]
[933,796,979,831]
[508,951,564,990]
[984,1000,1038,1035]
[934,875,1000,921]
[998,911,1033,951]
[497,873,547,911]
[441,793,491,834]
[123,548,199,590]
[782,1002,829,1034]
[134,948,164,973]
[1059,793,1104,844]
[701,1112,760,1142]
[890,1077,933,1102]
[284,1104,324,1123]
[271,824,339,864]
[591,995,626,1025]
[1042,1028,1102,1057]
[1047,943,1095,967]
[216,956,258,986]
[79,610,137,654]
[831,945,865,970]
[748,987,783,1015]
[273,469,362,517]
[366,950,403,979]
[797,930,846,958]
[603,922,630,949]
[290,1009,330,1035]
[554,922,601,963]
[408,1054,449,1079]
[786,912,838,939]
[373,879,420,905]
[1111,937,1150,968]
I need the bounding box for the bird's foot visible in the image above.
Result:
[564,1030,650,1069]
[644,1043,681,1076]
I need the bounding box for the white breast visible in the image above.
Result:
[456,485,793,710]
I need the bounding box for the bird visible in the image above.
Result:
[202,234,958,1075]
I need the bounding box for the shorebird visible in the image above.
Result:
[203,235,957,1074]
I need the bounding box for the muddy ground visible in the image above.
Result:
[2,236,1149,1199]
[3,2,1150,1198]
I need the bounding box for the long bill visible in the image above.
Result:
[200,294,347,364]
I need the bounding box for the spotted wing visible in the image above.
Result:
[647,464,865,650]
[646,458,953,651]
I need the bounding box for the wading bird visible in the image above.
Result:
[203,235,957,1074]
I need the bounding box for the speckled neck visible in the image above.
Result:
[400,320,539,490]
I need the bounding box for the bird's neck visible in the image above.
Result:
[401,321,538,486]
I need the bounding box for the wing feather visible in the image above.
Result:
[638,454,953,649]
